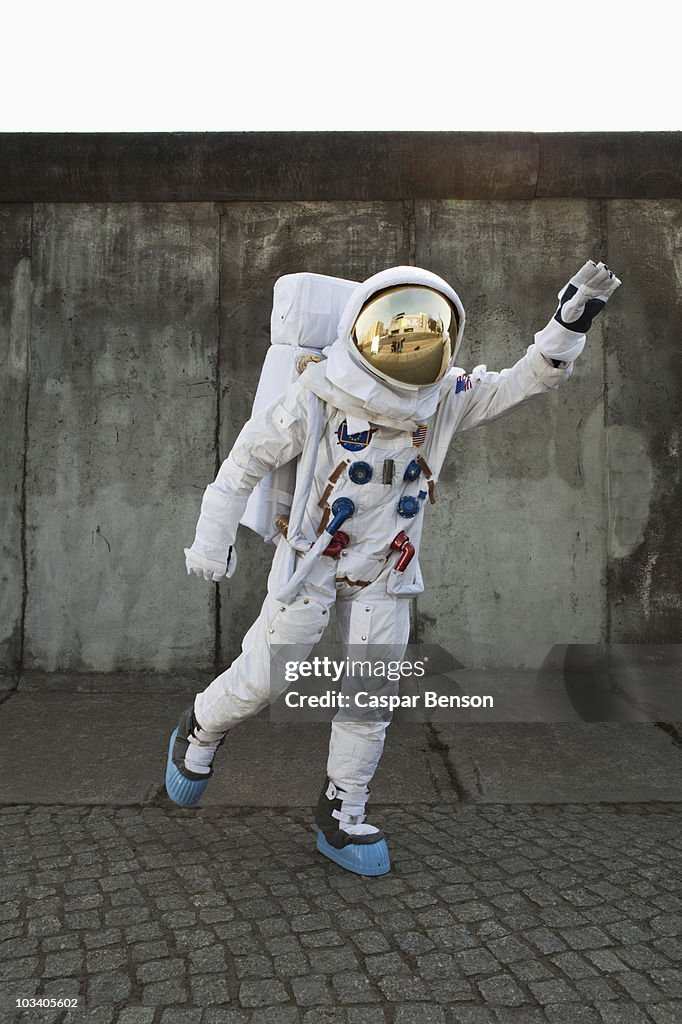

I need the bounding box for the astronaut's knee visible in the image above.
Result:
[334,716,391,743]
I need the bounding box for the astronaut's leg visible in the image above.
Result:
[315,585,411,876]
[166,542,335,807]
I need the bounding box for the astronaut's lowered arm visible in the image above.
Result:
[186,380,310,579]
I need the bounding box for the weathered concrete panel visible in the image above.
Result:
[434,723,682,802]
[217,201,411,664]
[537,132,682,198]
[0,206,31,674]
[25,204,219,673]
[413,200,607,667]
[605,201,682,642]
[0,692,168,804]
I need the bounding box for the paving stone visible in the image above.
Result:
[310,949,358,973]
[141,979,189,1005]
[573,977,619,1002]
[456,948,501,975]
[522,928,568,955]
[250,1011,302,1024]
[39,977,83,998]
[300,930,345,949]
[256,917,290,937]
[331,972,381,1004]
[113,1010,156,1024]
[84,928,123,949]
[137,958,187,984]
[559,927,612,950]
[190,974,232,1005]
[650,914,682,936]
[415,952,460,979]
[291,974,333,1006]
[646,968,682,999]
[549,951,597,979]
[510,960,556,984]
[612,971,665,1002]
[545,1008,600,1024]
[486,936,534,964]
[605,921,652,944]
[86,946,128,973]
[273,951,310,977]
[238,979,289,1008]
[291,912,332,933]
[43,952,84,977]
[528,979,580,1004]
[586,950,628,973]
[394,931,437,955]
[41,934,80,952]
[393,1004,447,1024]
[648,1004,682,1024]
[86,970,133,1003]
[364,952,407,977]
[234,953,274,980]
[378,974,430,1001]
[594,1003,653,1023]
[451,1009,498,1023]
[477,974,527,1007]
[425,977,475,1001]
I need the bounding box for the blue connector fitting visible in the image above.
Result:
[397,495,421,519]
[326,497,355,534]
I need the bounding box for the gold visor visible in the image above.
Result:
[351,285,456,386]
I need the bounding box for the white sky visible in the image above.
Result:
[2,1,679,132]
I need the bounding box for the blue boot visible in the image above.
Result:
[314,779,391,876]
[165,706,225,808]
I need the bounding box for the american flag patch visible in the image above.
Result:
[412,425,427,447]
[455,373,473,395]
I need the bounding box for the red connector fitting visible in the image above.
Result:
[389,531,415,572]
[323,531,350,559]
[395,542,415,572]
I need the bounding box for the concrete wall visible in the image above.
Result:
[0,134,679,680]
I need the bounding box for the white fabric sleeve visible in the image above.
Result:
[454,343,575,433]
[189,381,311,563]
[533,318,587,364]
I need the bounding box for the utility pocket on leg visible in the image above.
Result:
[345,596,410,647]
[266,596,329,646]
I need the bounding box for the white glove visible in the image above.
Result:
[554,260,621,334]
[184,545,237,583]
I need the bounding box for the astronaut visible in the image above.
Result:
[165,261,620,876]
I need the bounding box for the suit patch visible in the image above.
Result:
[412,425,427,447]
[455,374,473,394]
[336,419,376,452]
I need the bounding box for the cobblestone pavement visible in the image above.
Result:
[1,802,680,1024]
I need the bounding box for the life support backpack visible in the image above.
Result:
[239,272,358,542]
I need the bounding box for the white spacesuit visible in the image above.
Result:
[166,261,620,876]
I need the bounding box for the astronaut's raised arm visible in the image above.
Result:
[452,343,574,432]
[452,260,621,433]
[187,380,310,568]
